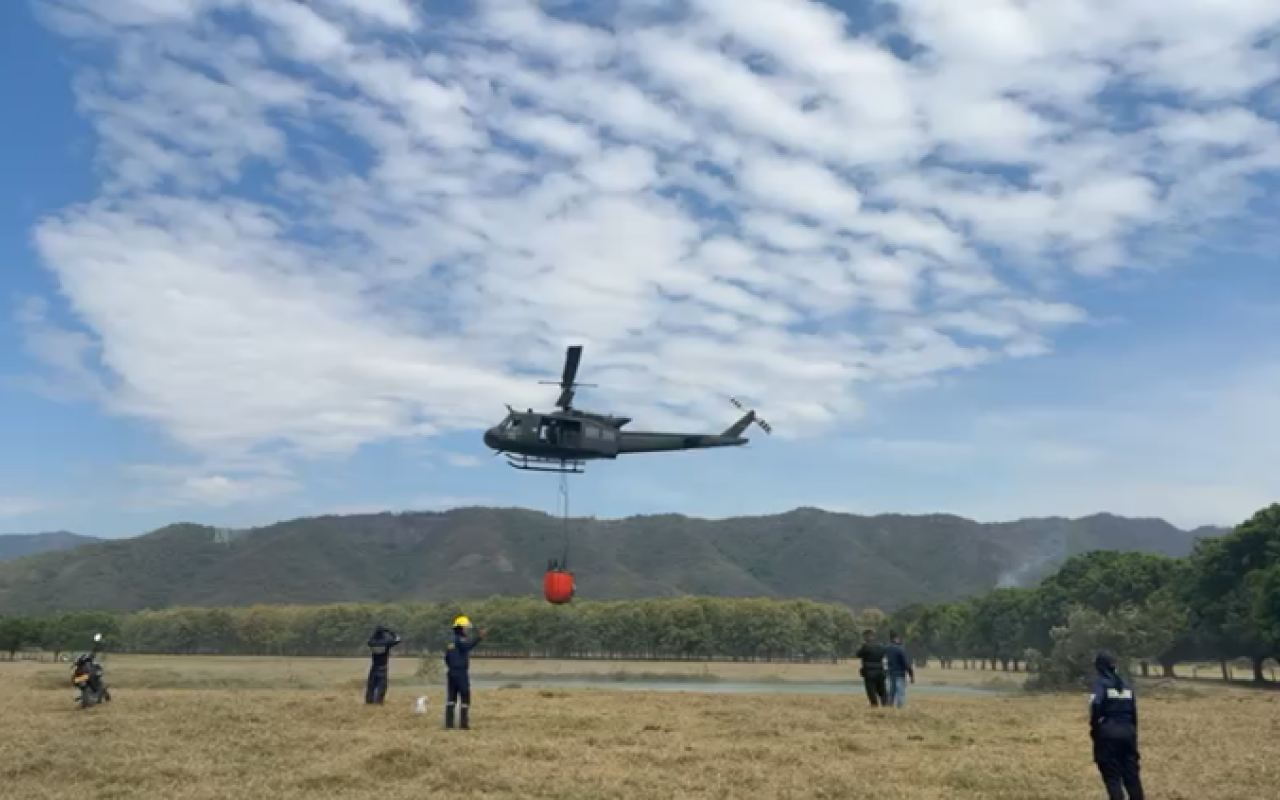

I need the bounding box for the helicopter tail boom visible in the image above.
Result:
[615,400,772,454]
[616,432,747,453]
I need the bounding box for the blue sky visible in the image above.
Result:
[2,0,1279,539]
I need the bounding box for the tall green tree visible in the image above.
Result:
[1183,504,1280,681]
[965,589,1033,670]
[40,611,121,659]
[0,616,37,657]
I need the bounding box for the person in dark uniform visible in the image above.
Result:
[854,628,888,706]
[884,630,915,708]
[1089,651,1145,800]
[365,625,402,705]
[444,615,487,730]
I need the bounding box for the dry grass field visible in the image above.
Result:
[2,656,1276,800]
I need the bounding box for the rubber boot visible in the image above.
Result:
[460,705,470,730]
[444,702,455,729]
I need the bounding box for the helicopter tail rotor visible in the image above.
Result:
[726,396,773,437]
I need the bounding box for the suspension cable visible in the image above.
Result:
[557,471,571,571]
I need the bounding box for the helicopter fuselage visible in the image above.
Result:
[482,408,750,464]
[482,344,769,473]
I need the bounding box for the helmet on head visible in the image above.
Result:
[1094,650,1117,673]
[453,616,471,629]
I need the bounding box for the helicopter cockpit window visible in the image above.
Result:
[500,417,521,432]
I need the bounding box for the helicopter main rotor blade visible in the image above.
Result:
[554,345,583,408]
[561,345,582,388]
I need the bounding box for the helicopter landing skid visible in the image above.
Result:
[506,454,585,474]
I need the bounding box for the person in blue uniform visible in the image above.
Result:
[444,615,487,730]
[1089,651,1145,799]
[884,630,915,708]
[365,625,402,705]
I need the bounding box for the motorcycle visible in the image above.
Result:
[71,633,111,709]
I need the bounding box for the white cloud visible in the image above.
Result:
[10,297,105,401]
[850,361,1280,528]
[122,460,299,510]
[411,495,499,510]
[317,495,500,517]
[319,0,419,31]
[443,452,483,468]
[22,0,1280,511]
[0,497,49,520]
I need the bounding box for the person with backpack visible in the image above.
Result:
[1090,651,1145,799]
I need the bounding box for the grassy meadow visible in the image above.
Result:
[3,655,1276,800]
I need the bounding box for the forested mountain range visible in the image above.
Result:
[0,507,1227,615]
[0,531,101,561]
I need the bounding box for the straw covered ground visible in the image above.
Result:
[2,656,1276,800]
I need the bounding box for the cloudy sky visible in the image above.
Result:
[2,0,1278,538]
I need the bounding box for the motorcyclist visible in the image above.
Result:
[72,633,110,705]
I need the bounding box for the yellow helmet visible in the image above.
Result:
[453,616,471,628]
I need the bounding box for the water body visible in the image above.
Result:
[473,678,1007,696]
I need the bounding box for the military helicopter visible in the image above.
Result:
[483,345,772,473]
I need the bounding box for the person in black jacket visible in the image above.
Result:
[884,630,915,708]
[1089,651,1145,799]
[365,625,402,705]
[854,629,888,706]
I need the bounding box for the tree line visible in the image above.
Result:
[0,596,885,662]
[895,503,1280,684]
[3,504,1277,685]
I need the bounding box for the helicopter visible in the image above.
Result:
[483,345,772,473]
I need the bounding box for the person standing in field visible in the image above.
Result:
[854,629,888,706]
[444,615,486,730]
[365,625,402,705]
[885,630,915,708]
[1089,651,1145,800]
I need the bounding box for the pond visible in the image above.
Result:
[471,678,1008,696]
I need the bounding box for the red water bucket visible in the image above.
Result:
[543,570,574,604]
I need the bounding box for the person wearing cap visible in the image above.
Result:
[884,630,915,708]
[1089,651,1145,799]
[444,615,487,730]
[365,624,402,705]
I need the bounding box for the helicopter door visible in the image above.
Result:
[556,419,582,449]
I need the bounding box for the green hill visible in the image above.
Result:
[0,531,100,561]
[0,507,1227,615]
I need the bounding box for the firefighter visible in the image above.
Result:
[444,616,487,730]
[1090,651,1145,799]
[365,625,402,705]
